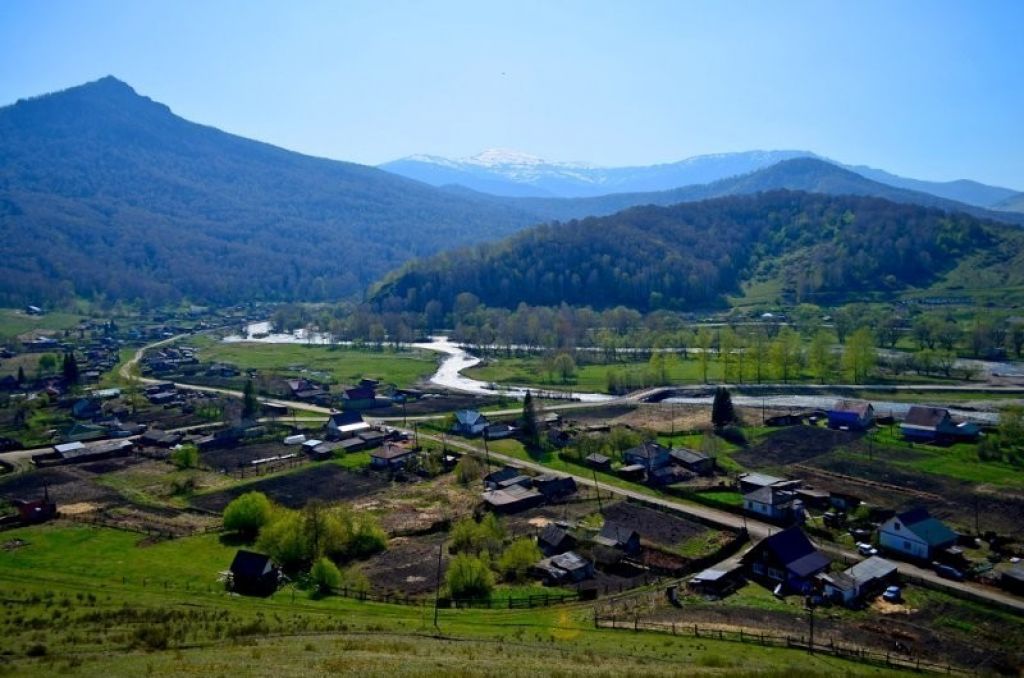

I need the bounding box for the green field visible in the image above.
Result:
[190,337,439,389]
[0,524,908,676]
[0,308,84,339]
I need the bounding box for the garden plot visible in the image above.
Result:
[602,501,712,550]
[0,466,120,506]
[201,441,306,471]
[190,464,390,512]
[733,425,862,468]
[357,531,449,597]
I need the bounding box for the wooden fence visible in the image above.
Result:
[594,616,973,675]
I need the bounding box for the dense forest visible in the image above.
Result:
[371,191,1011,313]
[0,77,539,307]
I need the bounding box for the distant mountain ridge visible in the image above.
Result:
[452,158,1024,227]
[381,148,1022,210]
[381,149,817,199]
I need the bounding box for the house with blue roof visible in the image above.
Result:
[740,527,831,594]
[878,507,957,561]
[452,409,489,437]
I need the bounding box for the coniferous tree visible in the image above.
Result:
[711,387,736,429]
[521,391,540,450]
[16,366,25,386]
[62,352,80,385]
[242,378,259,420]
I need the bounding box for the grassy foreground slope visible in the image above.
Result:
[0,524,907,677]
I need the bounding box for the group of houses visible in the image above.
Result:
[825,400,981,444]
[581,440,714,486]
[481,465,578,513]
[693,504,972,608]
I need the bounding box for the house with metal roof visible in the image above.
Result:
[900,406,960,443]
[743,486,803,524]
[452,409,489,437]
[878,508,957,560]
[827,400,875,431]
[623,441,671,472]
[740,527,831,594]
[670,447,714,475]
[819,556,898,606]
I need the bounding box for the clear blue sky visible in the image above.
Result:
[1,0,1022,188]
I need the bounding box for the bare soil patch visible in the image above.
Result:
[0,467,119,505]
[190,464,389,512]
[602,501,709,549]
[358,531,448,597]
[734,425,862,468]
[201,442,303,471]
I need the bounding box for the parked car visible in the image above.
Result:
[882,586,902,603]
[933,563,965,581]
[856,542,879,556]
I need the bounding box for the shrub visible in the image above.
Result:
[449,514,504,555]
[446,554,494,600]
[454,455,483,485]
[223,491,273,539]
[310,557,341,594]
[256,510,309,570]
[497,538,541,582]
[170,443,199,470]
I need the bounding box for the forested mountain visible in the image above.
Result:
[382,149,1021,209]
[0,77,540,307]
[381,149,813,198]
[462,158,1024,226]
[370,191,1017,313]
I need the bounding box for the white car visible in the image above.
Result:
[856,542,878,556]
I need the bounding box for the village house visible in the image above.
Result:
[878,507,957,561]
[533,474,577,501]
[740,527,831,594]
[341,384,377,410]
[452,409,489,437]
[532,551,593,585]
[594,522,641,556]
[743,486,804,524]
[228,550,280,596]
[585,452,612,472]
[538,524,576,557]
[689,563,745,598]
[900,406,976,444]
[483,466,522,489]
[482,484,545,513]
[325,410,370,439]
[622,441,672,472]
[826,400,875,431]
[819,556,898,607]
[670,447,714,476]
[737,472,799,495]
[369,442,417,471]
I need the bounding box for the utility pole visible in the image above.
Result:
[805,598,815,654]
[433,545,443,629]
[483,434,491,473]
[592,466,603,513]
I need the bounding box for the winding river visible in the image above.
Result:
[222,322,1015,420]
